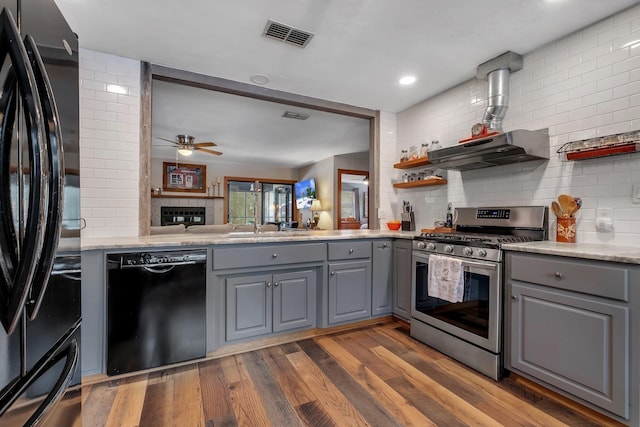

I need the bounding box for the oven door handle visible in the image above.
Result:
[460,260,498,270]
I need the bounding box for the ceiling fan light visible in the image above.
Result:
[178,147,193,156]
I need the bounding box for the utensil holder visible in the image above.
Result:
[556,217,576,243]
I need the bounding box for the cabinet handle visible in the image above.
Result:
[383,243,388,248]
[349,248,354,253]
[267,282,272,287]
[554,272,563,279]
[330,271,335,276]
[511,295,518,300]
[274,282,279,287]
[272,253,278,258]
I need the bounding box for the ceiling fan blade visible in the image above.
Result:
[197,147,223,156]
[156,137,178,144]
[194,142,217,147]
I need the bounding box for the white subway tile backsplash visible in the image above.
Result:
[612,54,640,74]
[583,89,613,106]
[80,49,140,238]
[613,105,640,122]
[581,65,613,84]
[596,72,630,91]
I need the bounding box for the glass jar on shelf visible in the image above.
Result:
[420,143,429,158]
[431,140,441,151]
[400,149,409,162]
[409,145,419,160]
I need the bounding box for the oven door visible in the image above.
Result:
[411,250,501,353]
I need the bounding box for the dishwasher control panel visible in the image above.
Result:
[111,250,207,268]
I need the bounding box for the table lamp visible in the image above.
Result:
[310,199,322,228]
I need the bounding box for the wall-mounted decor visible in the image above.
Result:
[163,162,207,193]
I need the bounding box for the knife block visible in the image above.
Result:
[401,212,415,231]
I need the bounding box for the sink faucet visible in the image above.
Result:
[252,181,262,234]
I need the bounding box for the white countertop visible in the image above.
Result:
[503,241,640,265]
[81,229,416,250]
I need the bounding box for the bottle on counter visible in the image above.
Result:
[446,203,453,228]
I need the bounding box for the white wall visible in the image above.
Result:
[299,156,334,229]
[79,49,140,238]
[392,4,640,245]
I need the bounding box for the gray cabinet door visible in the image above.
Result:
[510,281,629,418]
[328,260,371,324]
[273,270,316,333]
[372,240,393,316]
[226,273,272,341]
[392,239,412,320]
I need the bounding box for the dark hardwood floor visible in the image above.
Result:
[81,320,624,426]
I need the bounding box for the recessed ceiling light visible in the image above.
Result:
[399,75,416,86]
[250,74,270,85]
[106,84,127,94]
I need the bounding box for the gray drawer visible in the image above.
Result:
[213,243,326,270]
[510,253,628,301]
[328,241,371,260]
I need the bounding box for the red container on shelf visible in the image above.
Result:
[566,142,638,160]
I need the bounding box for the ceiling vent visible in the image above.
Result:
[263,20,314,48]
[282,111,310,120]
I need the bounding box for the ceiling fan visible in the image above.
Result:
[157,134,223,156]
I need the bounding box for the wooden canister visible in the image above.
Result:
[556,217,576,243]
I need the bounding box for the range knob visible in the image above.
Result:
[444,245,454,253]
[416,241,427,249]
[426,242,437,251]
[478,249,487,258]
[463,247,473,256]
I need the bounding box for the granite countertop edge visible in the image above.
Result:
[81,229,416,251]
[503,241,640,265]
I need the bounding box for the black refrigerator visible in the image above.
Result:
[0,0,81,425]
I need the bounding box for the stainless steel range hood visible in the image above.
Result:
[427,129,549,171]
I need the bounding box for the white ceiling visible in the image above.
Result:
[55,0,639,167]
[151,80,370,167]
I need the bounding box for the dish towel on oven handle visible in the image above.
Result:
[427,254,464,303]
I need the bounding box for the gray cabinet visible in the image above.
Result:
[226,269,316,341]
[327,241,372,325]
[506,252,631,420]
[372,240,393,316]
[392,239,412,320]
[328,261,371,324]
[81,250,106,378]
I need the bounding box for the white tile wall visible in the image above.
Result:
[79,49,140,238]
[393,4,640,245]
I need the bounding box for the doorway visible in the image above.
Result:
[337,169,369,230]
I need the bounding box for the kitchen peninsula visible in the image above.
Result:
[81,230,414,380]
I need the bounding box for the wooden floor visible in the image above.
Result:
[81,320,623,427]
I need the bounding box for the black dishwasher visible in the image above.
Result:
[106,249,207,376]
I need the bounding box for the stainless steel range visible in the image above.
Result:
[411,206,548,380]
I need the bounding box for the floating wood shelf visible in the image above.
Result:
[151,194,223,199]
[393,158,432,169]
[393,178,447,189]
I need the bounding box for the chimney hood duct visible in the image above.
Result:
[477,51,522,132]
[428,129,549,171]
[426,52,549,171]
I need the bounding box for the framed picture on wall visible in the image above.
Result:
[162,162,207,193]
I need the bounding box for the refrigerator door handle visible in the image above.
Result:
[0,318,80,423]
[0,8,47,336]
[23,34,65,321]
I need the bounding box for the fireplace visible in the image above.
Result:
[161,206,206,226]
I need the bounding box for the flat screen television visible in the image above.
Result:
[295,178,316,209]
